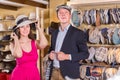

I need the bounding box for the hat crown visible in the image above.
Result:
[13,15,36,30]
[15,15,28,25]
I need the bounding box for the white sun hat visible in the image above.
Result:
[14,15,37,30]
[0,23,5,31]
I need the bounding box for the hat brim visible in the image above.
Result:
[15,20,37,29]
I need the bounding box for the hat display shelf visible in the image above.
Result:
[0,20,16,73]
[0,16,15,45]
[68,1,120,80]
[0,15,38,75]
[0,50,16,74]
[0,19,15,73]
[0,14,16,79]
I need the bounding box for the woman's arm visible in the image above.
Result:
[36,27,48,49]
[9,33,22,58]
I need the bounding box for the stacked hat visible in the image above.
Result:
[5,15,15,20]
[3,54,15,62]
[112,28,120,45]
[0,23,5,31]
[0,45,10,52]
[0,62,4,70]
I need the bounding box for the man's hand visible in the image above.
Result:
[57,51,70,61]
[49,51,56,60]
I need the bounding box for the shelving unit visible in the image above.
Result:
[87,43,120,48]
[67,0,120,80]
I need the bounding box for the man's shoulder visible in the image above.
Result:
[71,26,84,33]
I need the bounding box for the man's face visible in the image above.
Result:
[57,8,71,24]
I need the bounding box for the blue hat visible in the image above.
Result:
[112,28,120,45]
[71,10,80,27]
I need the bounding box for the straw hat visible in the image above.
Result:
[14,15,37,30]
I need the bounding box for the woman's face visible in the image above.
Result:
[19,24,30,37]
[57,8,71,24]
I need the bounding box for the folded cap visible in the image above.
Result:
[56,4,72,13]
[112,28,120,45]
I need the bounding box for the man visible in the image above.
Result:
[48,4,89,80]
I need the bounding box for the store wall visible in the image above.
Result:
[0,6,36,19]
[0,6,36,28]
[69,0,120,4]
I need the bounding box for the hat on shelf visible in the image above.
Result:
[29,12,36,20]
[0,62,4,70]
[5,15,15,20]
[3,54,15,62]
[1,35,11,41]
[13,15,37,30]
[0,23,5,31]
[0,16,3,20]
[0,45,10,52]
[112,28,120,45]
[56,4,72,13]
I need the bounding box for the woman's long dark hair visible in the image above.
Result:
[13,23,36,40]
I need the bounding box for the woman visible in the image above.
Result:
[9,15,48,80]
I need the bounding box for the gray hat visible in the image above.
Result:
[56,4,72,12]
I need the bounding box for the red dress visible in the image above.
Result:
[11,40,40,80]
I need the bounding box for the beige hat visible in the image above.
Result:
[0,45,10,52]
[14,15,37,30]
[29,12,36,20]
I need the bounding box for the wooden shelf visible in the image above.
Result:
[0,40,11,45]
[0,30,12,33]
[87,43,120,48]
[0,20,15,22]
[67,0,120,9]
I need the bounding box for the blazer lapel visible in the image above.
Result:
[60,25,73,50]
[53,29,59,49]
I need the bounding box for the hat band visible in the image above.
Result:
[17,17,29,25]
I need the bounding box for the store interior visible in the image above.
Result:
[0,0,120,80]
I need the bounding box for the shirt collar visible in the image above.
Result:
[59,24,70,32]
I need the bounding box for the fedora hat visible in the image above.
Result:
[14,15,37,30]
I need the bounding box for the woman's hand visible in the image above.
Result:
[35,21,48,49]
[35,21,44,32]
[10,32,19,41]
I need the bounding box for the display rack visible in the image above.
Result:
[67,0,120,80]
